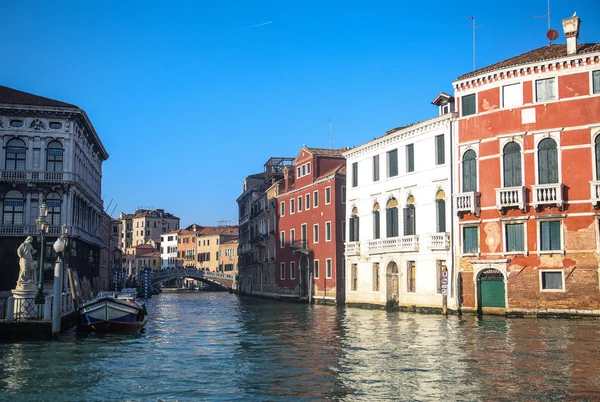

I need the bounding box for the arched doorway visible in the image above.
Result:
[386,261,399,307]
[477,268,506,313]
[299,256,309,297]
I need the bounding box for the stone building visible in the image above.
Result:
[0,85,108,293]
[117,208,179,249]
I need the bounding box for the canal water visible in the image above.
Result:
[1,292,600,401]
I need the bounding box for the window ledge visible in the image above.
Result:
[462,253,480,258]
[537,250,565,255]
[541,289,566,293]
[504,251,528,257]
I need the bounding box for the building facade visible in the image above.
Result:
[452,15,600,315]
[344,103,456,311]
[195,226,238,271]
[160,230,181,270]
[118,208,179,248]
[0,86,109,293]
[219,239,239,273]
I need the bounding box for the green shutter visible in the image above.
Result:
[595,138,600,180]
[462,94,475,116]
[407,144,414,172]
[506,223,524,252]
[437,200,446,233]
[356,216,360,241]
[550,221,560,250]
[352,162,358,187]
[436,135,445,165]
[373,155,380,181]
[403,208,410,236]
[389,149,398,177]
[373,211,380,239]
[349,217,354,242]
[386,209,393,237]
[464,227,478,253]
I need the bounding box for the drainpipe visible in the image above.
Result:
[449,116,460,313]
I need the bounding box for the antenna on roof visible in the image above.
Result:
[534,0,556,46]
[325,118,333,149]
[466,16,481,70]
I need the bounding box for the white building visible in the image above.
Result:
[344,94,458,312]
[160,230,180,270]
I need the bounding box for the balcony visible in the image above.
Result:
[454,192,480,217]
[251,234,266,247]
[0,170,100,198]
[345,242,360,256]
[427,233,450,250]
[290,239,309,254]
[591,181,600,207]
[532,183,564,211]
[495,186,526,213]
[366,235,419,254]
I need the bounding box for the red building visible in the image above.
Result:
[276,147,347,304]
[453,14,600,316]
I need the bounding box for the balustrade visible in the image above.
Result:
[532,183,564,210]
[454,192,481,216]
[495,186,526,212]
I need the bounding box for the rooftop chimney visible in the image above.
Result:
[562,13,581,55]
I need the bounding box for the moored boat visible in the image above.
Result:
[78,290,147,332]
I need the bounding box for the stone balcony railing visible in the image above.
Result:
[454,191,480,216]
[532,183,564,211]
[427,232,450,250]
[345,242,360,256]
[1,170,100,198]
[367,235,419,254]
[495,186,526,212]
[590,181,600,207]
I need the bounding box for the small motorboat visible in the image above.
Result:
[78,289,147,332]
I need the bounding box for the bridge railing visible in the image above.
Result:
[152,268,234,283]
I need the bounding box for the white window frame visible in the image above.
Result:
[534,77,558,103]
[305,193,310,210]
[290,229,295,246]
[461,92,477,117]
[280,201,285,217]
[533,132,562,185]
[501,82,523,109]
[536,218,564,255]
[460,147,480,192]
[314,259,320,279]
[539,269,565,292]
[298,196,302,212]
[313,223,319,243]
[280,262,285,280]
[326,258,333,279]
[280,231,285,248]
[461,224,480,256]
[290,198,295,214]
[501,219,528,255]
[325,221,332,242]
[591,70,600,95]
[290,261,296,280]
[341,185,346,204]
[307,162,311,174]
[498,135,525,188]
[325,186,331,205]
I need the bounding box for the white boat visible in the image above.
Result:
[78,290,146,332]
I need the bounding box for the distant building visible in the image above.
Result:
[0,85,109,293]
[219,239,238,273]
[196,226,238,271]
[160,229,182,270]
[177,229,197,268]
[118,208,179,249]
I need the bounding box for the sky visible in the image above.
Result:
[1,1,599,227]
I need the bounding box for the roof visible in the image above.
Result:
[431,92,454,106]
[456,43,600,81]
[0,85,78,109]
[305,147,347,157]
[198,226,239,236]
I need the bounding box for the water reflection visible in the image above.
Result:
[1,293,600,400]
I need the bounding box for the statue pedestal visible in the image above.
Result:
[11,285,41,320]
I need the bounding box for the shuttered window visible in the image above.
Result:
[536,78,556,102]
[403,205,415,236]
[387,149,398,177]
[595,136,600,180]
[540,221,561,251]
[505,223,524,252]
[436,199,446,233]
[373,155,380,181]
[386,207,398,237]
[462,150,477,192]
[538,138,558,184]
[349,216,360,242]
[461,94,476,116]
[406,144,414,172]
[435,134,445,165]
[352,162,358,187]
[373,210,380,239]
[503,142,522,187]
[463,226,478,254]
[541,271,563,290]
[594,71,600,94]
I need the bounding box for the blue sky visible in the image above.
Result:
[1,1,599,227]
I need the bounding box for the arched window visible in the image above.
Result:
[436,190,446,233]
[403,196,416,236]
[538,138,558,184]
[595,136,600,180]
[462,150,477,192]
[349,207,359,242]
[503,142,522,187]
[46,141,64,172]
[373,203,381,239]
[45,192,62,226]
[3,190,24,225]
[5,138,26,171]
[386,198,398,237]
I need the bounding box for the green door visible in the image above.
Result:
[480,277,506,308]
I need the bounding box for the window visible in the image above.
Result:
[435,135,445,165]
[290,261,296,280]
[297,167,301,177]
[351,264,358,291]
[341,186,346,204]
[540,220,561,251]
[307,162,311,174]
[326,259,333,278]
[373,205,381,239]
[46,141,64,172]
[407,261,416,293]
[290,229,295,245]
[502,83,523,108]
[461,93,476,116]
[596,135,600,180]
[373,155,380,181]
[290,199,295,214]
[305,193,310,210]
[5,138,26,171]
[505,223,524,252]
[314,260,320,279]
[325,187,331,204]
[541,270,564,291]
[594,71,600,94]
[387,149,398,177]
[280,262,285,279]
[313,191,319,208]
[503,142,522,187]
[538,138,558,184]
[313,224,319,243]
[342,220,346,242]
[280,201,285,217]
[403,200,415,236]
[386,198,399,237]
[3,190,24,225]
[463,226,478,254]
[373,262,380,291]
[298,196,302,212]
[436,198,446,233]
[325,221,331,241]
[45,192,62,226]
[352,162,358,187]
[536,78,556,102]
[349,210,359,242]
[462,150,477,192]
[280,231,285,248]
[406,144,414,172]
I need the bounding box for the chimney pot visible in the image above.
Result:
[562,13,581,55]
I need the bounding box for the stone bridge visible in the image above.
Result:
[152,268,236,291]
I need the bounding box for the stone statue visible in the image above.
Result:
[16,236,37,290]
